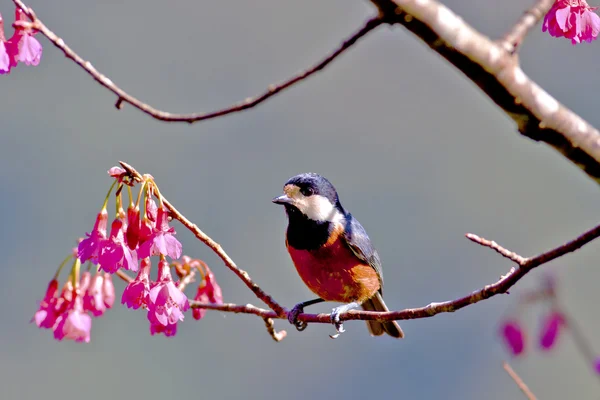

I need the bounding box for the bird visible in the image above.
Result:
[272,172,404,338]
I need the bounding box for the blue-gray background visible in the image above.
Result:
[1,1,599,399]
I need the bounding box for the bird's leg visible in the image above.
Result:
[288,298,325,331]
[329,302,360,339]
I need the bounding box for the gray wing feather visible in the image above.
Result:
[342,213,384,293]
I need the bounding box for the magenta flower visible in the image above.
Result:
[32,279,59,329]
[98,218,138,273]
[147,259,189,327]
[594,358,600,375]
[146,197,158,222]
[149,319,178,337]
[78,209,109,264]
[79,271,92,293]
[0,42,10,74]
[543,0,600,44]
[540,311,566,350]
[0,14,10,75]
[137,208,182,260]
[125,205,141,250]
[83,272,106,317]
[15,34,42,65]
[54,280,74,316]
[192,265,223,321]
[53,294,92,343]
[107,166,126,181]
[500,320,525,356]
[103,273,115,308]
[6,8,42,66]
[121,258,151,309]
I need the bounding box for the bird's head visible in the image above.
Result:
[272,173,344,223]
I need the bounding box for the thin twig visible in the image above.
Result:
[177,269,196,291]
[263,318,287,342]
[466,234,527,265]
[119,161,287,317]
[503,362,537,400]
[499,0,555,53]
[11,0,382,123]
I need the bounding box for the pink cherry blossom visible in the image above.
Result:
[137,208,182,260]
[540,311,566,350]
[32,279,59,329]
[149,319,178,337]
[500,320,525,356]
[108,166,126,181]
[103,273,115,308]
[192,265,223,321]
[146,197,158,222]
[83,272,106,317]
[0,14,10,75]
[78,210,109,264]
[147,259,189,327]
[53,294,92,343]
[54,280,74,315]
[6,8,42,66]
[594,358,600,375]
[543,0,600,44]
[79,271,92,293]
[98,218,138,273]
[121,258,151,309]
[125,205,141,250]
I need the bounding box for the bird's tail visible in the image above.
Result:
[362,292,404,338]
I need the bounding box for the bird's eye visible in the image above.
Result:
[300,187,314,196]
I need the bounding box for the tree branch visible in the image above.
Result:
[369,0,600,186]
[499,0,555,53]
[503,362,537,400]
[119,161,287,317]
[114,163,600,332]
[11,0,382,123]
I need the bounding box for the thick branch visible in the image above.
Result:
[12,0,382,123]
[370,0,600,186]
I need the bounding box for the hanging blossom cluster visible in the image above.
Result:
[32,167,223,342]
[0,7,42,74]
[543,0,600,44]
[499,274,600,375]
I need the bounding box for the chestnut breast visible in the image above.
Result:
[286,224,381,303]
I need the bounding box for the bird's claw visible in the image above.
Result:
[329,308,346,339]
[328,302,359,339]
[288,304,308,331]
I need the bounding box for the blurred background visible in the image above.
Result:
[1,0,599,399]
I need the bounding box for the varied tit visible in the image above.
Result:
[273,173,404,338]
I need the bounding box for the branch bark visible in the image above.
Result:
[370,0,600,186]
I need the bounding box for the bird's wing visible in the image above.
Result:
[342,213,384,293]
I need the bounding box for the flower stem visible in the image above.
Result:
[68,256,81,290]
[54,254,74,280]
[101,179,119,211]
[127,185,134,208]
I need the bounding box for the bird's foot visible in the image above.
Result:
[288,303,308,331]
[287,298,325,332]
[329,302,360,339]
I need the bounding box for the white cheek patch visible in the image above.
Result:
[295,194,344,223]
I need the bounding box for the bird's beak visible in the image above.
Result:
[272,194,293,205]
